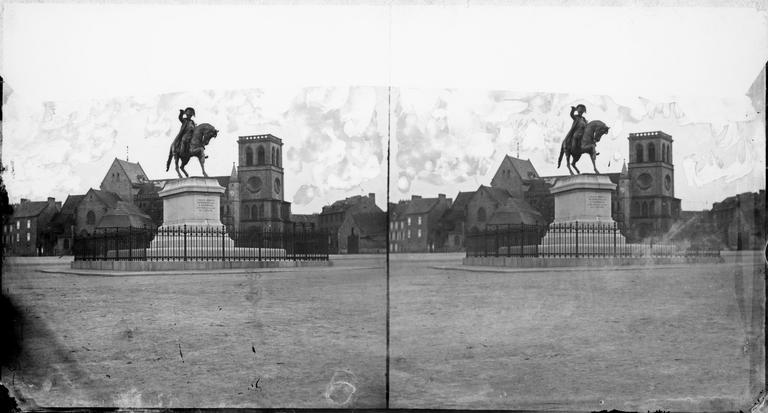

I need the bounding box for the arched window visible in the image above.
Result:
[662,144,667,163]
[276,149,281,167]
[477,207,487,222]
[245,147,253,166]
[641,202,648,217]
[250,205,257,220]
[259,205,265,218]
[635,144,644,163]
[86,210,96,225]
[271,147,276,165]
[648,143,656,162]
[257,146,266,165]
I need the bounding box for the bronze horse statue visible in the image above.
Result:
[557,120,610,175]
[166,123,219,178]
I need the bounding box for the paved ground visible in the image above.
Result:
[2,257,386,408]
[390,252,765,411]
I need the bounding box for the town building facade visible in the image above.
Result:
[389,194,451,253]
[5,198,60,256]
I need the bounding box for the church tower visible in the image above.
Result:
[237,134,291,232]
[627,131,681,240]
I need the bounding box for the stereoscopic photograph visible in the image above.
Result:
[1,1,766,411]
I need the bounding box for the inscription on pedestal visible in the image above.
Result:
[586,194,609,210]
[196,198,216,213]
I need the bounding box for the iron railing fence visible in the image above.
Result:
[73,226,329,261]
[465,222,721,258]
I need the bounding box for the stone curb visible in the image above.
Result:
[430,262,728,274]
[39,265,384,277]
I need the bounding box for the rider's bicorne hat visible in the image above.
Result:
[184,107,196,118]
[575,104,587,113]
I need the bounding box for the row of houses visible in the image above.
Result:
[2,157,389,256]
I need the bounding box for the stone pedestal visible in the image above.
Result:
[551,174,615,223]
[149,177,236,257]
[158,177,225,229]
[540,174,627,254]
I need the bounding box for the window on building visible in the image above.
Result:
[648,143,656,162]
[259,205,265,219]
[16,221,20,230]
[407,217,412,226]
[407,230,411,239]
[86,210,96,225]
[250,205,257,220]
[417,229,422,238]
[277,149,281,167]
[635,144,644,163]
[478,207,487,222]
[417,216,422,225]
[257,146,266,165]
[27,219,31,228]
[641,202,648,217]
[16,234,19,242]
[245,147,254,166]
[26,233,30,242]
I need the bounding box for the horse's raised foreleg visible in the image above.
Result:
[590,150,600,174]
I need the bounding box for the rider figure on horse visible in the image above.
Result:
[565,104,587,153]
[174,107,196,156]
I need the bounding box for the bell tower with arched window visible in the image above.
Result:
[626,131,680,240]
[236,134,291,233]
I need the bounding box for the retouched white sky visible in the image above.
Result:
[2,2,767,212]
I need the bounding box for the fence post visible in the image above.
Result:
[129,226,132,261]
[183,224,187,261]
[221,226,225,260]
[574,221,579,258]
[613,222,617,257]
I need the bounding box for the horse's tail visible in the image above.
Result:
[557,143,565,168]
[166,145,173,172]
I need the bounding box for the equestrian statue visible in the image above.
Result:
[166,107,219,178]
[557,104,610,175]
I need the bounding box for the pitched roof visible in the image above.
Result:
[351,212,387,236]
[87,189,122,208]
[506,156,540,180]
[322,195,368,214]
[12,201,51,218]
[60,195,85,215]
[49,195,85,228]
[487,198,545,226]
[405,198,440,215]
[452,191,475,210]
[96,201,154,228]
[114,159,149,184]
[479,185,514,204]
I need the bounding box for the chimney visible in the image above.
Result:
[20,198,29,204]
[368,192,375,204]
[438,193,446,200]
[411,195,421,200]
